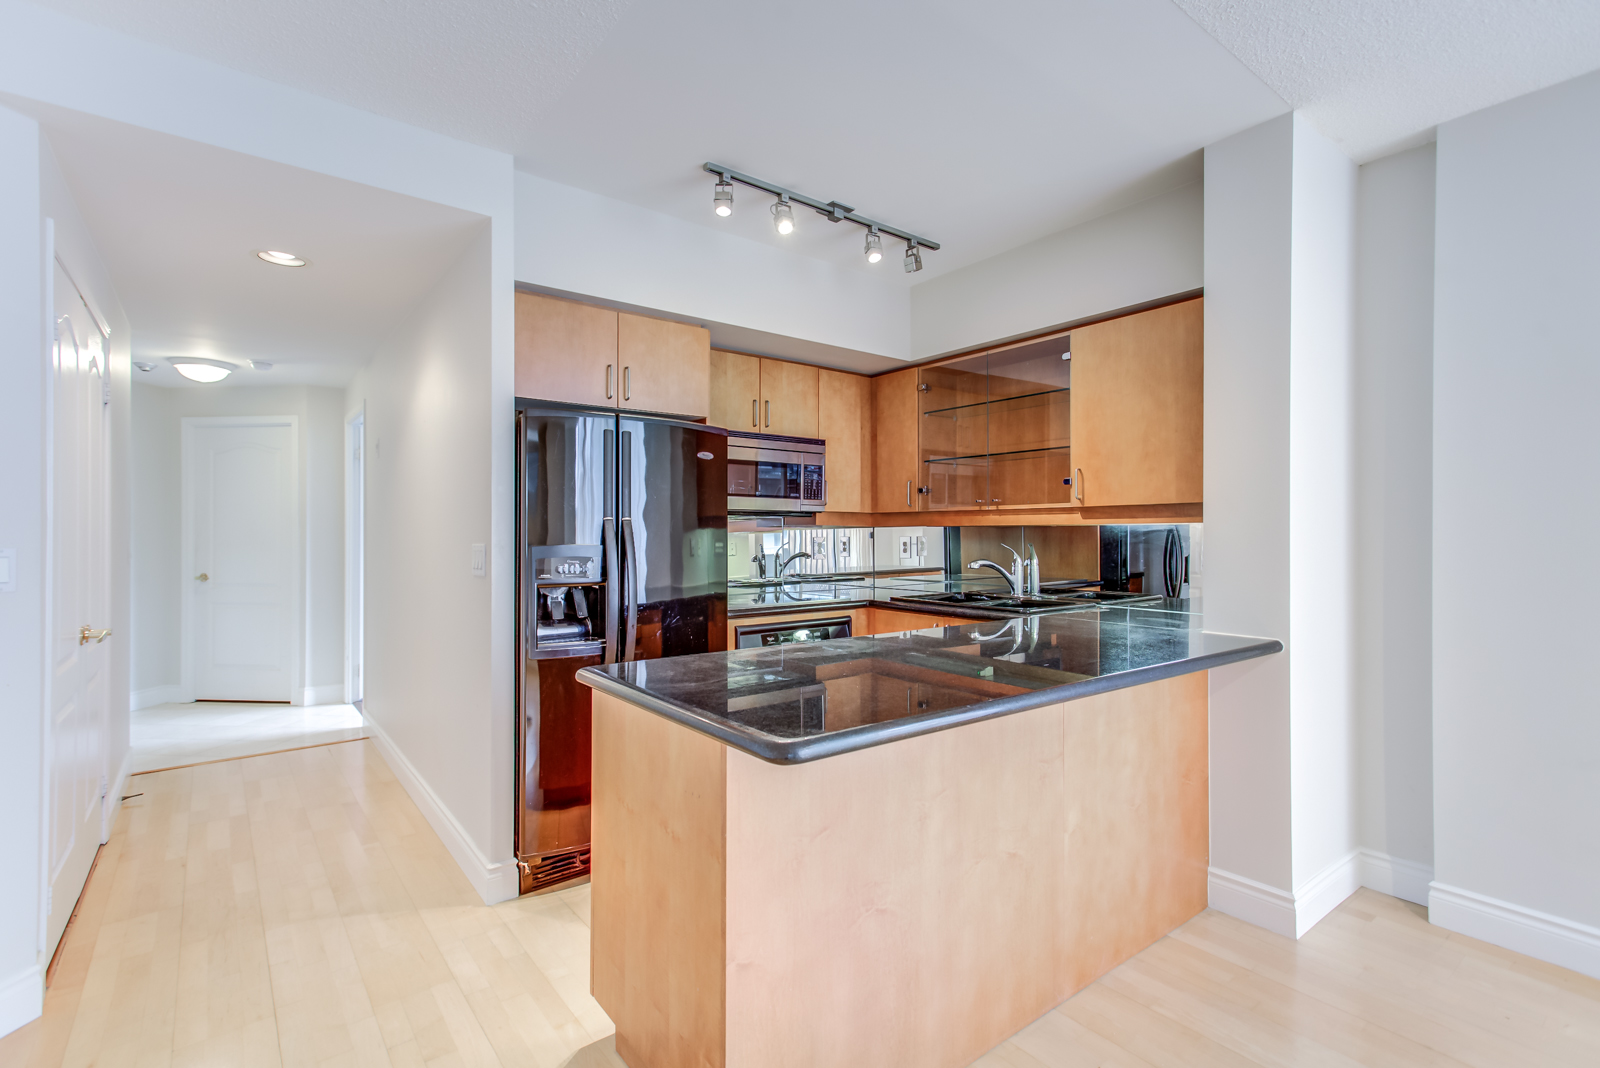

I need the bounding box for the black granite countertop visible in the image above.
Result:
[577,608,1279,764]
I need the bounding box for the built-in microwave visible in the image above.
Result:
[727,432,826,513]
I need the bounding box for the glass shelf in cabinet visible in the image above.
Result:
[921,386,1068,418]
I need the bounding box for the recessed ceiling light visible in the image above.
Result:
[170,357,235,383]
[257,250,307,267]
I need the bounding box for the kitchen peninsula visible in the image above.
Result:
[576,609,1279,1068]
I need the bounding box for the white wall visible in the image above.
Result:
[1204,112,1360,939]
[1353,144,1436,903]
[909,182,1203,359]
[1430,69,1600,978]
[345,224,517,903]
[0,107,132,1039]
[130,383,346,707]
[515,171,911,362]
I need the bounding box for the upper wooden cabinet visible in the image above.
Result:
[515,292,710,418]
[758,358,819,438]
[709,350,760,432]
[872,367,920,512]
[515,292,617,407]
[818,369,871,512]
[1069,298,1203,508]
[617,312,710,418]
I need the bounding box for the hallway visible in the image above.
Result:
[4,740,1597,1067]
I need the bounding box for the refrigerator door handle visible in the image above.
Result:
[620,517,640,662]
[602,517,621,665]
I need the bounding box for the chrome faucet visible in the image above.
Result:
[751,553,769,579]
[968,543,1025,596]
[777,550,813,578]
[1025,543,1041,596]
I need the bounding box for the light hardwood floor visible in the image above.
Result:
[4,738,1597,1067]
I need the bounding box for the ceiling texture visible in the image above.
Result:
[19,0,1600,381]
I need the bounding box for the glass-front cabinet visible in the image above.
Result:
[918,331,1072,511]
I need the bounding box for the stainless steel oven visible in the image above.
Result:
[727,432,826,514]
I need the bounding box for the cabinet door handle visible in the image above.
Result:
[606,364,614,400]
[623,366,631,401]
[764,399,770,428]
[1074,468,1084,503]
[751,399,757,427]
[907,480,912,507]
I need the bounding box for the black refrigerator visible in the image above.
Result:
[514,399,727,894]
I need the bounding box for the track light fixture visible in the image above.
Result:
[771,195,796,235]
[903,239,923,273]
[703,162,939,266]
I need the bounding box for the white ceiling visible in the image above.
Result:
[1173,0,1600,161]
[29,0,1288,279]
[23,103,485,387]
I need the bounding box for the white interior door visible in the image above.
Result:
[46,254,111,958]
[185,418,299,702]
[346,413,364,704]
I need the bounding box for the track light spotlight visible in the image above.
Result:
[864,228,883,264]
[903,240,923,273]
[771,196,795,235]
[713,179,733,217]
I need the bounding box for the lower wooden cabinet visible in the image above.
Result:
[726,606,985,649]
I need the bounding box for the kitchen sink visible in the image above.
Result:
[889,588,1163,616]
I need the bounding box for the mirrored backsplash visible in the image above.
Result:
[727,523,1201,598]
[728,526,947,582]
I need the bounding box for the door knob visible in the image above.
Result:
[195,573,209,582]
[79,626,111,645]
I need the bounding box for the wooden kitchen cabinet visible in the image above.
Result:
[1069,298,1202,508]
[515,291,618,406]
[817,368,871,512]
[872,366,921,512]
[617,312,710,418]
[710,349,761,432]
[758,358,819,438]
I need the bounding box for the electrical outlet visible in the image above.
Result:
[471,543,486,577]
[898,536,911,559]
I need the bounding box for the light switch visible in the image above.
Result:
[471,543,486,577]
[0,548,14,592]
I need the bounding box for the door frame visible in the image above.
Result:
[344,408,364,705]
[179,415,302,704]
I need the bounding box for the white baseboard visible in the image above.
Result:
[1209,867,1297,938]
[301,684,346,707]
[0,965,43,1040]
[131,684,181,710]
[1357,849,1432,906]
[1210,853,1362,940]
[1429,882,1600,980]
[1293,850,1361,937]
[362,717,519,906]
[105,745,133,836]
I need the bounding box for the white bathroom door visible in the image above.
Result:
[45,252,111,959]
[184,418,300,702]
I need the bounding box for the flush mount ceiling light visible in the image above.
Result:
[704,162,938,266]
[864,227,883,264]
[169,357,235,383]
[256,250,308,267]
[903,239,923,274]
[771,195,796,235]
[133,361,156,372]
